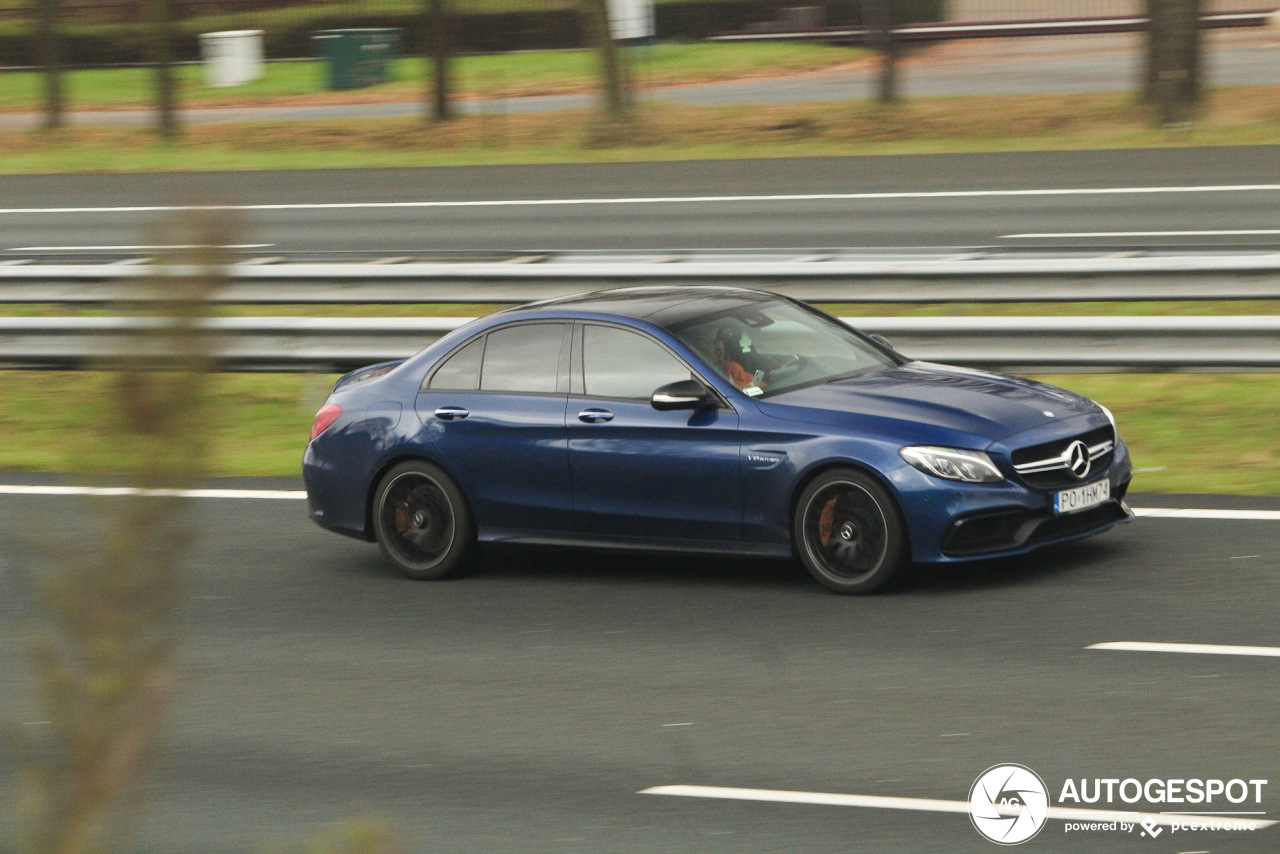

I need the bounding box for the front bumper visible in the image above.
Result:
[941,492,1132,557]
[895,437,1133,564]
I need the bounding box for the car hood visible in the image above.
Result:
[755,361,1100,446]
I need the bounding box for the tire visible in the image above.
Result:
[371,460,475,580]
[793,468,908,594]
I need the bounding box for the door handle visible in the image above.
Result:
[578,408,614,424]
[434,406,470,421]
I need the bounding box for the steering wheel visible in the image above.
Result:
[767,354,807,382]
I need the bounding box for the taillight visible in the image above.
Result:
[310,404,342,441]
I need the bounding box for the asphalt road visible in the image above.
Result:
[0,485,1277,852]
[3,147,1280,258]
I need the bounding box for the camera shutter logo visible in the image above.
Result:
[969,764,1051,845]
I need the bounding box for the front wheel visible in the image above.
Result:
[372,460,475,580]
[793,468,908,594]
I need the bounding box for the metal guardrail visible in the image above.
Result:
[3,315,1276,373]
[712,11,1276,43]
[4,254,1280,304]
[3,254,1276,372]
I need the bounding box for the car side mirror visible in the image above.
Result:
[651,379,714,411]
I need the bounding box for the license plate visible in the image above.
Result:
[1054,479,1110,515]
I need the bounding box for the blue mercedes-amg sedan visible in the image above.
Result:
[303,287,1132,593]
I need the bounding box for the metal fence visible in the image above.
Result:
[948,0,1271,20]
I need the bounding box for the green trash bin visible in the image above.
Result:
[313,28,400,91]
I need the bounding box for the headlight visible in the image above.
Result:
[1098,403,1117,431]
[899,446,1004,483]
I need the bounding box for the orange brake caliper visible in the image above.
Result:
[818,498,836,547]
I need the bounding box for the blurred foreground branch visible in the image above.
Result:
[12,212,234,854]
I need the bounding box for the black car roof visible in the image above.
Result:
[521,286,784,327]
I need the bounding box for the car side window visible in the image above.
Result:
[426,337,483,391]
[582,325,692,400]
[480,323,565,394]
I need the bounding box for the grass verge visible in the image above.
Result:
[2,302,1275,493]
[3,86,1279,173]
[0,44,863,111]
[1,369,1275,494]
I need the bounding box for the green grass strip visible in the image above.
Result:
[2,86,1279,175]
[0,44,859,110]
[2,370,1276,494]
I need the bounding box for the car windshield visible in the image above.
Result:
[664,299,898,398]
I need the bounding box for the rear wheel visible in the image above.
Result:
[794,468,907,594]
[372,460,474,580]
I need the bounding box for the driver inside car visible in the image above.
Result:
[711,325,765,392]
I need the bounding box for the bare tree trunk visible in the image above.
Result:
[148,0,179,140]
[426,0,452,121]
[584,0,628,118]
[867,0,898,103]
[35,0,64,129]
[1145,0,1201,125]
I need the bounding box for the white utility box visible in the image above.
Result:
[606,0,656,41]
[199,30,265,88]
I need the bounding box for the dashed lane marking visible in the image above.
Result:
[0,487,1276,521]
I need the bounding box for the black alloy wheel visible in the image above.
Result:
[372,460,474,580]
[794,468,907,594]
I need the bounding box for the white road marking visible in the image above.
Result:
[0,485,305,500]
[3,185,1280,215]
[6,244,274,251]
[1133,507,1280,521]
[1089,642,1280,658]
[0,487,1275,523]
[639,785,1277,828]
[1003,229,1280,238]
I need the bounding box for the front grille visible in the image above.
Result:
[1011,425,1115,489]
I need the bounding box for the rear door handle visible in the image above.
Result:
[434,406,470,421]
[578,408,614,424]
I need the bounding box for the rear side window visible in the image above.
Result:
[480,324,565,393]
[427,337,483,390]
